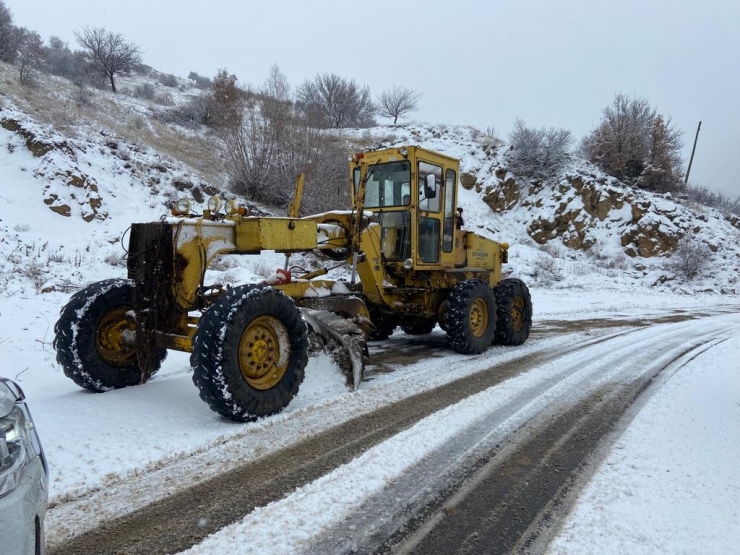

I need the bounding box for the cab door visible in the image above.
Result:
[416,160,443,265]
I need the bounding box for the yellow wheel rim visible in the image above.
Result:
[238,315,290,390]
[511,296,525,331]
[96,307,137,367]
[469,298,489,338]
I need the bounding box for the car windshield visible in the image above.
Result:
[363,161,411,208]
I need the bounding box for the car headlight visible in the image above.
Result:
[0,380,45,498]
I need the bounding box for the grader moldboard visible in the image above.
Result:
[54,146,533,421]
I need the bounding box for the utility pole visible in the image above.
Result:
[684,121,701,184]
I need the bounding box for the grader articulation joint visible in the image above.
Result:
[54,146,532,421]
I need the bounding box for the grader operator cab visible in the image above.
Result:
[54,146,532,421]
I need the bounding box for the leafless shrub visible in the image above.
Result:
[133,82,155,100]
[586,245,629,270]
[666,232,711,280]
[74,84,93,107]
[158,73,177,87]
[157,91,215,129]
[22,260,46,288]
[130,114,146,130]
[686,183,740,216]
[47,249,65,263]
[220,65,350,213]
[484,125,500,142]
[252,259,272,280]
[531,253,564,286]
[209,255,238,272]
[508,119,573,179]
[188,71,211,89]
[539,242,565,258]
[103,251,126,267]
[154,92,174,106]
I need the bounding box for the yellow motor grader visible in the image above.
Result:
[54,146,532,421]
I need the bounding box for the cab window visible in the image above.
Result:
[363,161,411,208]
[443,169,456,252]
[418,217,440,263]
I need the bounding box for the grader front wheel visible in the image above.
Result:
[191,286,308,422]
[238,315,291,390]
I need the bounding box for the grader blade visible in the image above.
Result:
[301,309,367,390]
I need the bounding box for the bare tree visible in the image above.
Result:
[508,119,573,178]
[74,26,141,92]
[16,28,43,85]
[0,0,19,63]
[376,86,421,124]
[582,93,684,192]
[219,66,350,212]
[296,73,374,128]
[667,232,711,280]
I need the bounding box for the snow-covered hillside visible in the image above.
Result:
[2,98,739,299]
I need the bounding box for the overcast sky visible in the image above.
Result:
[7,0,739,196]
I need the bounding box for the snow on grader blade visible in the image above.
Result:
[53,146,533,422]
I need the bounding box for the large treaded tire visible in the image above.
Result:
[400,319,436,335]
[53,279,166,392]
[445,279,497,354]
[191,285,308,421]
[493,278,533,346]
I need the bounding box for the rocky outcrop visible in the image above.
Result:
[495,168,691,257]
[36,162,106,222]
[620,221,679,257]
[480,169,521,213]
[1,118,72,158]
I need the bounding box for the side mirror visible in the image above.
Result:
[425,174,438,199]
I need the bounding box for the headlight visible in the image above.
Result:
[0,406,34,498]
[403,258,413,270]
[0,379,46,498]
[174,198,191,216]
[225,199,238,215]
[207,196,221,213]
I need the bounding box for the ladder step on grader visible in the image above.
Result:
[53,146,533,421]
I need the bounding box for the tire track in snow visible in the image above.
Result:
[47,328,633,554]
[339,322,739,554]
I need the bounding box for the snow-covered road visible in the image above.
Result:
[5,289,733,554]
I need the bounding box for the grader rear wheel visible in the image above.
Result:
[191,285,308,422]
[493,278,533,346]
[445,279,497,354]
